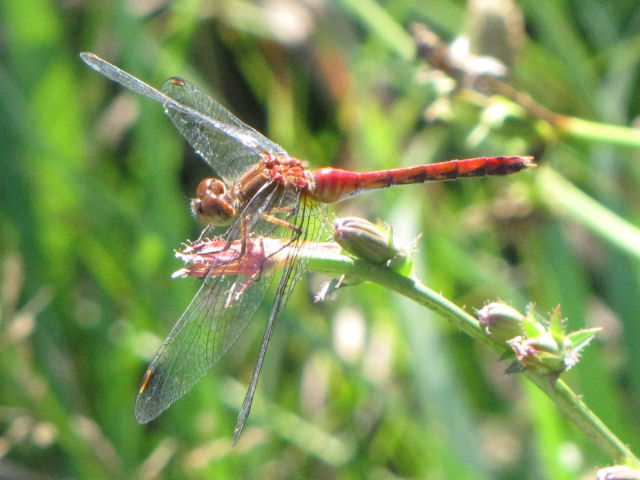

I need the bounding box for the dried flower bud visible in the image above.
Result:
[172,237,285,279]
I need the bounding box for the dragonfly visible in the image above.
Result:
[80,52,533,443]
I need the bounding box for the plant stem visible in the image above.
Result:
[554,115,640,148]
[536,167,640,260]
[306,248,640,466]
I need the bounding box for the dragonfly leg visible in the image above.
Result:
[225,264,263,308]
[224,218,265,308]
[245,237,273,284]
[238,216,250,256]
[189,225,212,245]
[261,213,303,235]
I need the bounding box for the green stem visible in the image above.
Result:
[536,167,640,260]
[554,115,640,149]
[306,248,640,466]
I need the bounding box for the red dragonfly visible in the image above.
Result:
[81,52,533,443]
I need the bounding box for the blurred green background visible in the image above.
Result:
[2,0,640,478]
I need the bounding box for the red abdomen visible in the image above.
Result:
[309,156,534,203]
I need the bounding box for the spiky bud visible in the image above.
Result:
[507,305,601,381]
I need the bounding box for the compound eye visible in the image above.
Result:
[196,178,226,197]
[192,178,235,226]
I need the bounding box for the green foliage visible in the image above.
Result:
[1,0,640,478]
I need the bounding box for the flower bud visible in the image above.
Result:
[508,334,566,378]
[505,305,600,379]
[334,217,408,270]
[477,302,525,345]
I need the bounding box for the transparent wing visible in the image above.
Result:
[80,52,287,182]
[232,193,327,444]
[161,77,287,182]
[135,182,328,426]
[134,269,271,424]
[134,184,282,424]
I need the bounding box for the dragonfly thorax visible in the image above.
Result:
[191,157,310,228]
[191,177,237,226]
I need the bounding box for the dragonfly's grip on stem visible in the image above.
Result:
[310,156,535,203]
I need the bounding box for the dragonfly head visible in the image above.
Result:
[191,177,236,226]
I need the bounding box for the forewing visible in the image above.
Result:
[80,53,287,183]
[162,78,287,182]
[81,52,175,107]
